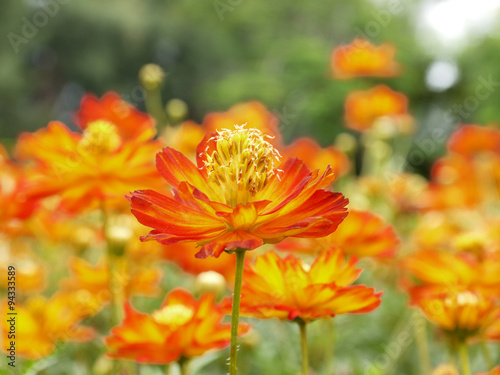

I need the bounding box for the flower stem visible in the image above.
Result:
[459,341,471,375]
[413,311,430,375]
[481,339,493,370]
[298,321,309,375]
[229,249,246,375]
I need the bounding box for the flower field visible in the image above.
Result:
[1,14,500,375]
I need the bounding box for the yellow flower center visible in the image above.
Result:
[444,291,479,307]
[79,120,121,155]
[201,124,281,206]
[152,304,194,327]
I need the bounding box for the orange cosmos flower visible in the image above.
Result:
[344,85,408,132]
[279,210,399,258]
[165,101,282,158]
[62,257,162,307]
[414,289,500,340]
[129,125,348,258]
[447,124,500,157]
[161,242,236,280]
[1,292,94,360]
[1,238,47,294]
[401,250,500,301]
[202,101,281,144]
[280,137,351,177]
[331,39,401,79]
[231,248,382,321]
[422,125,500,210]
[15,93,163,213]
[105,288,250,363]
[75,91,156,143]
[0,145,38,234]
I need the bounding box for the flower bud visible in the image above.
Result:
[194,271,226,296]
[139,64,166,91]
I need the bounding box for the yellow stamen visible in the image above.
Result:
[152,304,194,327]
[79,120,121,155]
[201,124,281,206]
[444,291,479,307]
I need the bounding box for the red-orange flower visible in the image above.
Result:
[16,92,164,213]
[75,91,156,142]
[129,125,348,258]
[161,242,236,280]
[279,210,399,258]
[447,124,500,157]
[422,124,500,210]
[0,145,37,233]
[331,39,401,79]
[280,137,351,177]
[344,85,409,132]
[165,101,282,158]
[231,248,382,321]
[105,289,249,363]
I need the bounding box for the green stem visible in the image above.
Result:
[229,250,246,375]
[298,321,309,375]
[481,339,493,370]
[459,341,471,375]
[179,359,189,375]
[102,203,128,375]
[413,311,430,375]
[321,320,335,375]
[145,86,169,130]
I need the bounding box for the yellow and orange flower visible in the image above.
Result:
[401,250,500,301]
[230,248,382,321]
[1,292,95,360]
[62,257,162,308]
[422,124,500,210]
[331,39,401,79]
[161,242,236,280]
[280,137,351,177]
[15,92,164,213]
[105,289,249,363]
[1,238,47,295]
[279,210,399,258]
[413,289,500,340]
[166,101,282,158]
[447,124,500,157]
[129,125,348,258]
[344,85,409,132]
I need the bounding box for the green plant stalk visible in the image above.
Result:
[101,203,130,375]
[413,312,431,375]
[459,341,471,375]
[298,320,309,375]
[229,249,246,375]
[145,86,169,130]
[481,339,493,370]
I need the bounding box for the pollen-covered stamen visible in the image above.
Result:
[152,304,194,327]
[79,120,121,155]
[201,124,281,206]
